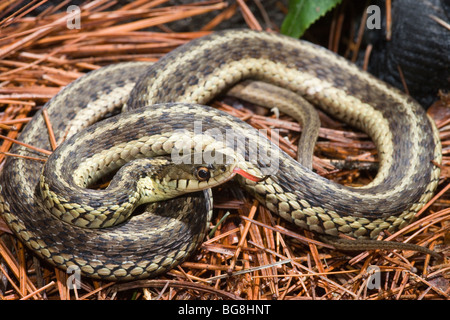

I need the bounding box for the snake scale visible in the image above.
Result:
[0,30,442,280]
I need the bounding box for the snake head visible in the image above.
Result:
[142,151,266,200]
[135,152,232,198]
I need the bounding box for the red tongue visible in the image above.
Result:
[233,168,268,182]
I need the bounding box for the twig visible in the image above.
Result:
[0,151,46,162]
[385,0,392,40]
[42,109,58,150]
[397,64,410,95]
[0,134,52,155]
[228,199,259,272]
[429,14,450,30]
[236,0,262,30]
[240,215,335,249]
[112,280,244,300]
[20,281,56,300]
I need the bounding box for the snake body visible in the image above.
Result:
[0,30,442,280]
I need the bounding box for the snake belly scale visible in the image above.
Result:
[0,29,442,280]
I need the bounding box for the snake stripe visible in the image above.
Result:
[130,29,441,223]
[0,29,442,280]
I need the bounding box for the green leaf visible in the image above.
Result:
[281,0,342,38]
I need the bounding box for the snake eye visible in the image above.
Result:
[196,166,211,181]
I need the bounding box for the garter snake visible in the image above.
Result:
[0,29,442,280]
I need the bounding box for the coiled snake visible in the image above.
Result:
[0,30,442,280]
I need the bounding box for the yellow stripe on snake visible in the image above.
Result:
[0,30,442,280]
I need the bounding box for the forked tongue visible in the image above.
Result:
[233,168,269,182]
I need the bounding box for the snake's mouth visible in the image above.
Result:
[232,167,269,182]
